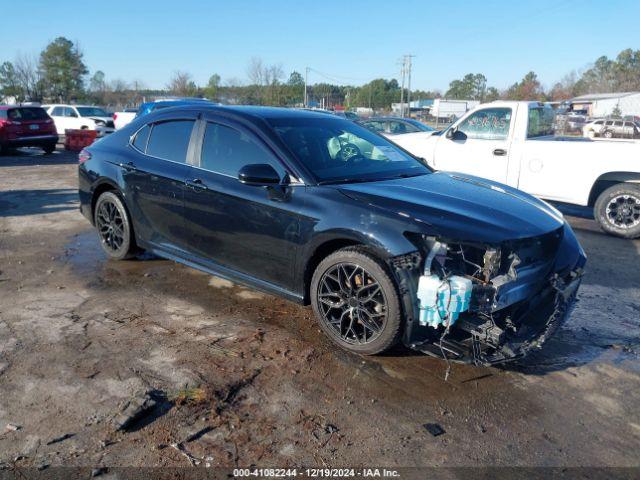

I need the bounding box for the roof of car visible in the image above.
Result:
[0,105,46,110]
[48,104,102,108]
[359,116,414,122]
[155,104,350,121]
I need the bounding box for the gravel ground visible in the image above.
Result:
[0,147,639,470]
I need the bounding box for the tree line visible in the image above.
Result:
[1,37,639,109]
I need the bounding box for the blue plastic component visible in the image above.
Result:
[417,275,473,328]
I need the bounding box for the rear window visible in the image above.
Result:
[7,107,49,121]
[132,125,151,152]
[146,120,194,163]
[527,107,556,138]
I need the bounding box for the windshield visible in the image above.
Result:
[405,118,435,132]
[76,107,108,117]
[270,116,430,184]
[527,106,556,138]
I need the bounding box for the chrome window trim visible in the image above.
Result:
[128,119,196,165]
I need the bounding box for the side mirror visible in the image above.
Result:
[446,127,466,141]
[238,163,281,186]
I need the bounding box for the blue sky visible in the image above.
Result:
[2,0,638,91]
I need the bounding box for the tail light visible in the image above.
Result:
[78,149,92,164]
[113,113,118,121]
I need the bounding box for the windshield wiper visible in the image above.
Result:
[317,177,382,186]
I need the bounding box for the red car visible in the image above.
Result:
[0,105,58,154]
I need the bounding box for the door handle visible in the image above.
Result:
[120,161,137,171]
[185,178,207,192]
[493,148,507,156]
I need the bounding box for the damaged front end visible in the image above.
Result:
[392,224,586,365]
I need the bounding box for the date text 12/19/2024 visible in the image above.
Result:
[233,468,401,478]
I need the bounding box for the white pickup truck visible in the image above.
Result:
[391,101,640,238]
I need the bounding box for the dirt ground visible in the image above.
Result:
[0,147,639,471]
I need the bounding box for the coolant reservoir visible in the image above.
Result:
[417,275,473,328]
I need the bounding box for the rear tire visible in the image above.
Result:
[310,247,403,355]
[43,143,56,154]
[94,191,138,260]
[594,183,640,239]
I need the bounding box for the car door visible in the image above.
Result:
[182,117,303,291]
[49,106,66,135]
[123,117,198,253]
[63,107,82,130]
[432,106,514,184]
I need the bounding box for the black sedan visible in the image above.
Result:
[78,106,586,364]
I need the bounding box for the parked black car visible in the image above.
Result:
[79,106,586,365]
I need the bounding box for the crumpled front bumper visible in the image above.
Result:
[402,270,582,366]
[395,223,587,366]
[474,272,582,365]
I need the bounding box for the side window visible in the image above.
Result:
[614,121,623,127]
[458,108,511,140]
[390,121,420,134]
[605,120,614,126]
[527,107,555,138]
[132,125,151,152]
[51,107,64,116]
[146,120,195,163]
[64,107,77,118]
[201,122,285,178]
[363,121,385,133]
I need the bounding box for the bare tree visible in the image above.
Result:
[166,71,198,97]
[246,58,284,105]
[14,53,42,101]
[247,57,265,86]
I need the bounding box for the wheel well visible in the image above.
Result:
[302,239,362,305]
[90,183,118,220]
[588,173,640,206]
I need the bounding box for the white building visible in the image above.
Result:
[429,99,480,120]
[570,92,640,117]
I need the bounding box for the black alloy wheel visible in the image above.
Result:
[94,191,137,260]
[311,247,402,355]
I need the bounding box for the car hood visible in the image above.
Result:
[336,172,564,244]
[86,116,112,123]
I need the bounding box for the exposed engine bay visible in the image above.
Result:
[392,229,584,366]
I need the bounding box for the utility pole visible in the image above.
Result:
[304,67,309,108]
[406,55,414,117]
[399,54,415,118]
[399,58,406,118]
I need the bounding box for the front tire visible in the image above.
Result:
[603,130,614,139]
[94,191,137,260]
[594,184,640,239]
[310,247,402,355]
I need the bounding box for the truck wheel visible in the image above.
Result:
[310,247,403,355]
[594,184,640,239]
[603,130,613,139]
